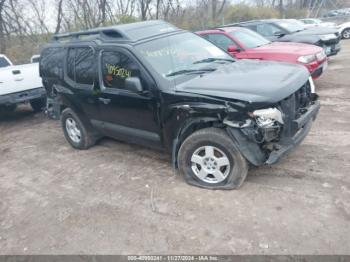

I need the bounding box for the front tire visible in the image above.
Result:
[342,28,350,39]
[61,108,97,149]
[178,128,248,190]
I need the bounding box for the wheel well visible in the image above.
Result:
[172,118,222,168]
[60,105,67,114]
[342,27,350,34]
[179,121,217,145]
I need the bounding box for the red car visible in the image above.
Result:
[196,27,328,79]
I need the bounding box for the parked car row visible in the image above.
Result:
[222,19,341,56]
[196,27,327,79]
[299,18,337,29]
[38,20,322,190]
[323,8,350,18]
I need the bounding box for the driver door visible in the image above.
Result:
[96,47,162,148]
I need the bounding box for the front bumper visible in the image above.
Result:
[323,41,341,56]
[227,99,320,166]
[0,87,46,106]
[265,100,320,164]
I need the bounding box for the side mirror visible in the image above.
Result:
[227,45,240,53]
[274,31,285,37]
[125,77,143,93]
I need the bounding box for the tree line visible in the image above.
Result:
[0,0,348,63]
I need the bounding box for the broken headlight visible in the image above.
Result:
[247,108,284,143]
[250,108,284,126]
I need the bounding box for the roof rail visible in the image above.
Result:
[52,27,127,42]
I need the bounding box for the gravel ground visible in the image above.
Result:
[0,41,350,255]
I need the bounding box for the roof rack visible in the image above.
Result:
[52,20,180,43]
[52,27,127,42]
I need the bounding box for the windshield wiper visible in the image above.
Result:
[165,68,215,77]
[193,58,234,64]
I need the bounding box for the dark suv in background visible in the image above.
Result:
[232,19,341,56]
[40,21,320,190]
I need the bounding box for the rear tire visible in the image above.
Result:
[178,127,248,190]
[61,108,97,149]
[342,28,350,39]
[30,98,46,112]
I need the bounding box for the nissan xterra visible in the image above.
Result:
[40,21,320,189]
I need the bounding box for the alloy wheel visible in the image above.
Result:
[190,145,231,184]
[65,117,82,143]
[343,29,350,39]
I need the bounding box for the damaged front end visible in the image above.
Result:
[224,79,320,166]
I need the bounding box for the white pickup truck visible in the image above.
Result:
[0,54,46,112]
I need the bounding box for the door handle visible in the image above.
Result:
[98,97,111,104]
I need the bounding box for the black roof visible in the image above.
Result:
[52,20,181,43]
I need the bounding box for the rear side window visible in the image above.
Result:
[67,49,75,80]
[0,57,10,67]
[66,47,95,85]
[40,48,65,77]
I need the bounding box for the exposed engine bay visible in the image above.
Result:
[224,78,319,166]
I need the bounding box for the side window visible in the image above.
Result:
[0,57,10,67]
[101,51,141,90]
[67,48,75,80]
[256,23,282,37]
[75,48,95,85]
[66,47,95,85]
[206,34,236,50]
[40,48,65,78]
[246,25,257,32]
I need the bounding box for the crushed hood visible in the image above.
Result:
[175,59,309,104]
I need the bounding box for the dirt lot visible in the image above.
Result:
[1,41,350,255]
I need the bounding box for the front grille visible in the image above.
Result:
[323,35,341,45]
[278,82,312,140]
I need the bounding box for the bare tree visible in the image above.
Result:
[0,0,6,53]
[139,0,152,20]
[55,0,64,34]
[210,0,227,23]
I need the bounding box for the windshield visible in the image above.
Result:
[276,20,305,33]
[229,29,270,49]
[135,32,233,79]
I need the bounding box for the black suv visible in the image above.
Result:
[232,19,341,56]
[40,21,320,190]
